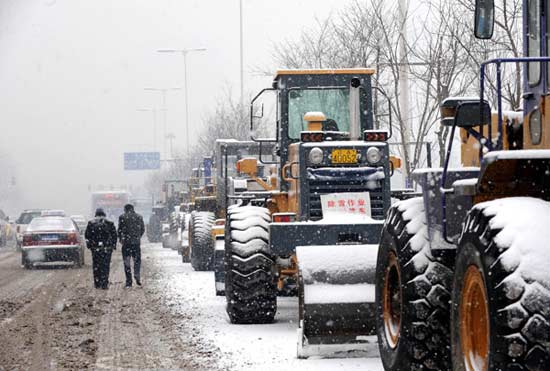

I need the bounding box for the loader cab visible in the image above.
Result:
[521,0,550,149]
[473,0,549,150]
[276,70,375,169]
[251,69,376,192]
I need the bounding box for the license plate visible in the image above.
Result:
[331,149,357,164]
[41,234,59,241]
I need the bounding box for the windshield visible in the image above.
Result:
[288,88,350,139]
[17,211,42,225]
[27,217,75,232]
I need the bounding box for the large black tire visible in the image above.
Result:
[452,199,550,371]
[225,206,276,324]
[189,211,215,271]
[376,197,453,371]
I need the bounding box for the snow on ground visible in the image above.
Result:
[150,246,384,371]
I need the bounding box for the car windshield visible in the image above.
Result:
[288,88,350,139]
[27,217,75,232]
[17,211,42,225]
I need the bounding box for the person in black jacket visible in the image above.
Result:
[85,208,118,289]
[118,204,145,287]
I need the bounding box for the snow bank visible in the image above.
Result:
[150,246,384,369]
[475,197,550,288]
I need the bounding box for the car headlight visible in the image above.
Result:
[366,147,382,164]
[308,147,324,164]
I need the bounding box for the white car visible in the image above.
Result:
[15,209,44,249]
[41,209,66,217]
[21,216,85,268]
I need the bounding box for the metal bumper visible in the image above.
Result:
[22,245,81,262]
[269,221,383,256]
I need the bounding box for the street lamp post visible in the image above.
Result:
[136,108,158,150]
[239,0,244,108]
[157,48,207,157]
[166,133,176,158]
[144,87,181,159]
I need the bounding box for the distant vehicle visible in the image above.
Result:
[15,209,44,249]
[21,216,85,269]
[91,191,130,223]
[147,205,166,243]
[131,197,153,224]
[41,209,66,217]
[70,215,87,234]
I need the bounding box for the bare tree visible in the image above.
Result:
[143,89,255,195]
[271,0,522,171]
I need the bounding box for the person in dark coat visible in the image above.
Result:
[118,204,145,287]
[85,208,118,289]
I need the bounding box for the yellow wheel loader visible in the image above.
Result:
[375,1,550,370]
[223,69,396,356]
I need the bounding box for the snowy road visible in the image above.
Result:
[0,243,384,370]
[150,245,383,371]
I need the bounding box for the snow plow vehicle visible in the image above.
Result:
[212,139,276,295]
[224,69,394,355]
[188,142,277,274]
[160,180,186,250]
[184,157,217,270]
[375,2,550,370]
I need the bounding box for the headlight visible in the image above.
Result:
[308,147,324,164]
[529,108,542,145]
[366,147,382,164]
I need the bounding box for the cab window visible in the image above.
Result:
[287,88,351,139]
[528,0,541,85]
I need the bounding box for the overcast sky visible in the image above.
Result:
[0,0,352,215]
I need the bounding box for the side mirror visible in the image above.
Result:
[474,0,494,39]
[441,98,491,128]
[252,103,264,119]
[454,101,491,128]
[250,87,278,142]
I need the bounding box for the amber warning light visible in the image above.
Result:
[300,132,325,142]
[363,130,388,142]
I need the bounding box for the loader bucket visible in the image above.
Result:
[296,244,379,358]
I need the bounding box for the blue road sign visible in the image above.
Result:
[124,152,161,170]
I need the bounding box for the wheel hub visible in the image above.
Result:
[383,251,402,349]
[461,264,489,371]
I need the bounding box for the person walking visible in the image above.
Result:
[85,208,117,289]
[118,204,145,288]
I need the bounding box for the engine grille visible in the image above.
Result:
[306,178,386,221]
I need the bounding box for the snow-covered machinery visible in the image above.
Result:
[211,139,276,296]
[160,180,186,250]
[224,69,394,355]
[187,144,275,273]
[375,3,550,370]
[185,157,217,270]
